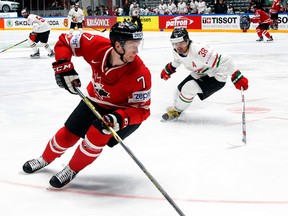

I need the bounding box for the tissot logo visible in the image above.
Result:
[203,17,237,24]
[165,16,194,28]
[278,16,288,23]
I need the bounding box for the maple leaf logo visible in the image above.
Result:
[93,75,110,99]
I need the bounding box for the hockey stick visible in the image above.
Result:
[0,39,28,53]
[241,87,247,144]
[74,86,186,216]
[91,27,106,33]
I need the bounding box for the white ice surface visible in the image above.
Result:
[1,30,288,216]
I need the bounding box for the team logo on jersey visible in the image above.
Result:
[129,90,151,103]
[93,75,109,99]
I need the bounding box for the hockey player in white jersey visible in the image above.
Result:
[67,3,84,35]
[21,8,54,58]
[160,27,249,121]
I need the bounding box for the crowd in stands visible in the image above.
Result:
[42,0,287,17]
[108,0,284,16]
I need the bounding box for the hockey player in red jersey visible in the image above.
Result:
[250,5,273,42]
[269,0,282,30]
[22,21,151,188]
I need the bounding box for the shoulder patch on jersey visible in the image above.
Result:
[70,34,81,48]
[129,89,151,103]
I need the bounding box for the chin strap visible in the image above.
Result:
[114,41,127,63]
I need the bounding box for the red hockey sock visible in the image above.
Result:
[257,30,263,38]
[42,126,80,162]
[69,126,112,172]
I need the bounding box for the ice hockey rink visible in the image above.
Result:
[1,29,288,216]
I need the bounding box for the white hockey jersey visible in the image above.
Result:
[68,8,84,23]
[26,14,51,33]
[171,42,238,82]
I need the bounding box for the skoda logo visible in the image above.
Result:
[6,20,13,27]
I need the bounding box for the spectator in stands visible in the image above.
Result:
[94,6,100,15]
[227,4,235,14]
[214,0,227,14]
[178,0,188,14]
[158,0,168,14]
[251,0,265,10]
[190,0,198,14]
[86,6,92,16]
[123,0,130,15]
[167,0,177,14]
[197,0,206,14]
[114,5,123,16]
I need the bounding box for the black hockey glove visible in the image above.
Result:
[93,112,128,135]
[52,59,81,94]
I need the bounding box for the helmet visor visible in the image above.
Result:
[123,40,143,53]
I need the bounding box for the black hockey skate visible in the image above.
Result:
[49,165,78,188]
[30,49,40,58]
[267,36,273,41]
[48,50,54,57]
[23,156,49,173]
[256,36,263,42]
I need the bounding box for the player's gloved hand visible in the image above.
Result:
[231,70,249,90]
[52,59,81,94]
[72,16,77,22]
[29,32,37,41]
[250,18,258,23]
[160,63,176,80]
[93,112,129,135]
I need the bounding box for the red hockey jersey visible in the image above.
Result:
[270,0,282,14]
[54,33,151,125]
[251,9,273,25]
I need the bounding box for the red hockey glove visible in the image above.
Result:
[161,63,176,80]
[93,112,129,135]
[53,59,81,94]
[250,18,258,23]
[29,32,37,42]
[231,71,249,90]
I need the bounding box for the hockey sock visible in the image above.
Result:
[30,42,38,53]
[256,29,263,38]
[42,126,80,162]
[42,43,52,53]
[263,30,271,39]
[68,125,111,172]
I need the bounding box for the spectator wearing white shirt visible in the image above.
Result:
[177,0,188,14]
[197,0,206,14]
[167,0,177,14]
[158,0,168,14]
[190,0,198,14]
